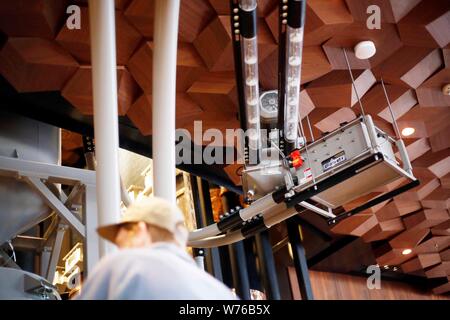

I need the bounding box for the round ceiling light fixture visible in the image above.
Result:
[354,40,376,60]
[401,127,415,137]
[402,248,412,255]
[442,83,450,96]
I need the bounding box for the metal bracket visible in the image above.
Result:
[46,223,68,283]
[0,154,99,276]
[24,176,85,237]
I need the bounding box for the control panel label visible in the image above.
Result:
[321,151,346,172]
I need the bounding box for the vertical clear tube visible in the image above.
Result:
[242,36,261,150]
[284,25,304,142]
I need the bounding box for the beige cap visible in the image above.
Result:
[97,196,188,246]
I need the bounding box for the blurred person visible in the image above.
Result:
[76,196,236,300]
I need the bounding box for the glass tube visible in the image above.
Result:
[284,26,304,142]
[242,36,261,150]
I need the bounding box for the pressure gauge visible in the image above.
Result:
[259,90,278,122]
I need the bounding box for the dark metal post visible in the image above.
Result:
[286,217,314,300]
[193,176,223,281]
[222,190,251,300]
[189,175,206,269]
[229,241,251,300]
[255,230,281,300]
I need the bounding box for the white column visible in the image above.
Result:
[152,0,180,204]
[88,0,121,256]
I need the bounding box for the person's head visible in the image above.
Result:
[97,196,188,249]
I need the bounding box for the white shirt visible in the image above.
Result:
[76,242,237,300]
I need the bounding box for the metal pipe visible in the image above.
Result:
[188,192,278,241]
[88,0,121,256]
[298,201,335,218]
[195,177,224,280]
[255,231,281,300]
[152,0,180,203]
[188,230,245,248]
[342,47,366,119]
[46,224,67,283]
[381,77,401,139]
[230,0,248,131]
[306,115,314,142]
[188,204,297,248]
[287,219,314,300]
[396,139,413,175]
[229,241,251,299]
[83,136,132,207]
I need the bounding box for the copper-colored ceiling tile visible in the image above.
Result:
[398,0,450,48]
[403,209,449,230]
[416,68,450,108]
[373,47,443,89]
[0,37,78,92]
[62,65,139,116]
[401,253,441,273]
[421,188,450,210]
[412,148,450,179]
[376,199,422,222]
[306,69,375,109]
[361,218,404,242]
[187,71,237,115]
[0,0,68,39]
[397,106,450,139]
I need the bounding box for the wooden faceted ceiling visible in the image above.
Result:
[0,0,449,294]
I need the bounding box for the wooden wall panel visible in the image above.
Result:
[288,269,450,300]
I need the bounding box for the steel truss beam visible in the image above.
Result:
[0,156,99,276]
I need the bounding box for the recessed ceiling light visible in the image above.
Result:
[354,40,376,59]
[402,248,412,255]
[393,267,398,271]
[442,84,450,96]
[401,127,415,137]
[383,265,389,269]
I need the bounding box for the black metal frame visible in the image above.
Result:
[229,0,247,132]
[272,152,420,226]
[222,189,251,300]
[193,177,224,281]
[286,218,314,300]
[255,230,281,300]
[228,241,251,299]
[277,0,287,134]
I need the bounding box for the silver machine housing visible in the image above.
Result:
[242,115,415,209]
